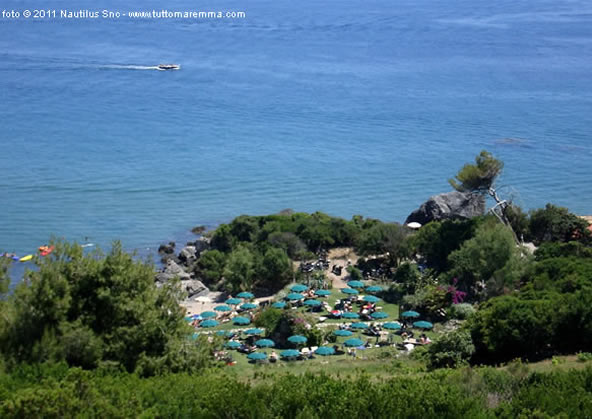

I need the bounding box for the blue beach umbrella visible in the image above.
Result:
[365,285,383,293]
[245,328,264,336]
[342,312,360,320]
[333,329,353,337]
[290,284,308,293]
[226,298,242,305]
[216,330,233,337]
[287,335,308,344]
[350,322,368,330]
[237,291,254,299]
[363,295,381,303]
[315,346,335,356]
[383,322,402,330]
[315,289,331,296]
[344,338,364,347]
[285,293,304,301]
[240,303,257,310]
[232,316,251,325]
[200,319,219,328]
[348,280,364,288]
[272,301,287,309]
[225,341,241,349]
[371,312,388,319]
[200,311,217,319]
[280,349,301,358]
[341,288,359,295]
[413,321,433,329]
[255,339,275,348]
[214,305,231,312]
[247,352,267,361]
[401,311,420,318]
[303,299,321,307]
[184,316,193,322]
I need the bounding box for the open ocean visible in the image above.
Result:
[1,0,592,263]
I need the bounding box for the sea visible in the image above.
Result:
[1,0,592,273]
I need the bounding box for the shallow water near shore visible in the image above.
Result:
[1,0,592,264]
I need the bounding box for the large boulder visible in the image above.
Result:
[155,259,192,282]
[405,191,485,225]
[180,279,208,299]
[178,246,198,265]
[189,236,211,254]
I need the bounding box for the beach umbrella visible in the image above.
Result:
[344,338,364,347]
[184,316,193,322]
[315,289,331,296]
[214,305,231,312]
[216,330,233,337]
[200,319,219,328]
[341,288,359,295]
[190,332,200,340]
[237,291,254,299]
[232,316,251,325]
[342,312,360,319]
[383,322,402,330]
[225,341,241,349]
[350,322,368,330]
[303,299,321,307]
[315,346,335,356]
[255,339,275,348]
[247,352,267,361]
[280,349,301,358]
[371,312,388,319]
[272,301,287,309]
[285,293,304,301]
[226,298,242,305]
[245,328,264,336]
[401,310,420,318]
[191,314,201,320]
[287,335,308,344]
[407,222,422,229]
[363,295,381,303]
[200,311,217,319]
[240,303,257,310]
[348,280,364,288]
[290,284,309,293]
[365,285,383,293]
[333,329,353,337]
[413,321,433,329]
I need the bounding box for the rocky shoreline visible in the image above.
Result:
[155,190,487,308]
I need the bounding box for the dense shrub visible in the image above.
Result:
[426,330,475,369]
[449,303,476,320]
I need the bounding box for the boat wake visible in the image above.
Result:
[101,65,162,71]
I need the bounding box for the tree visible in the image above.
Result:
[426,330,475,369]
[195,250,226,285]
[449,151,518,242]
[223,245,255,293]
[0,241,206,374]
[356,223,409,267]
[528,204,591,245]
[257,247,292,292]
[447,221,525,299]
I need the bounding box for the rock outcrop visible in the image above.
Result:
[155,259,192,283]
[405,191,485,225]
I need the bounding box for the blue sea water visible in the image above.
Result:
[1,0,592,261]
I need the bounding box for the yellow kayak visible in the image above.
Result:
[19,254,33,262]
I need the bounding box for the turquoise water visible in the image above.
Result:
[1,0,592,257]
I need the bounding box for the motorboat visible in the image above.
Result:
[157,64,180,70]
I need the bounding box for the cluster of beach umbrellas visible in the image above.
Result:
[401,311,433,329]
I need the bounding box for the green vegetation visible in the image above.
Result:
[1,150,591,416]
[0,242,212,375]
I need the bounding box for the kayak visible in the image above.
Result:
[19,255,33,262]
[40,245,55,256]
